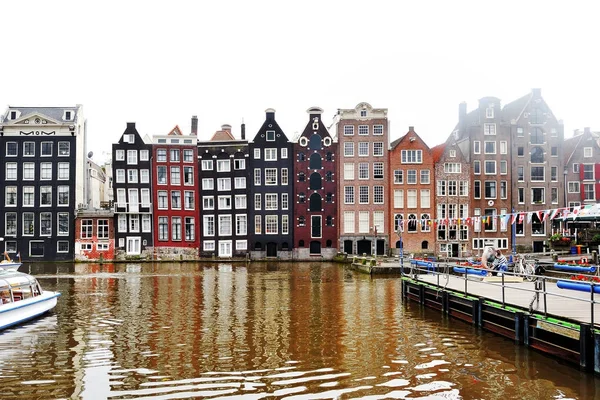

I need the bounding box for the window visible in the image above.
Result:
[474,161,481,175]
[484,161,496,175]
[530,128,544,145]
[344,142,354,156]
[551,187,558,204]
[140,149,150,161]
[358,163,369,179]
[265,148,277,161]
[265,169,277,185]
[500,141,507,154]
[407,190,417,208]
[407,170,417,184]
[394,214,404,233]
[170,167,182,184]
[551,147,558,157]
[437,180,446,196]
[58,163,69,180]
[254,194,261,210]
[236,215,248,235]
[531,188,545,203]
[202,178,214,190]
[459,181,468,196]
[407,214,417,232]
[448,181,457,196]
[217,160,230,172]
[265,194,278,210]
[420,189,430,208]
[371,162,383,179]
[500,160,507,175]
[373,125,383,135]
[255,215,262,233]
[202,160,213,170]
[420,170,430,184]
[40,212,52,235]
[518,147,524,157]
[373,142,384,156]
[138,169,149,183]
[358,211,369,233]
[128,169,138,183]
[116,169,125,183]
[158,191,168,209]
[254,148,260,159]
[23,142,35,156]
[444,163,461,173]
[5,212,17,236]
[344,125,354,136]
[57,213,69,235]
[235,195,246,209]
[23,213,34,235]
[583,164,594,180]
[484,123,496,135]
[127,150,138,165]
[234,159,245,169]
[184,191,195,210]
[203,215,215,236]
[218,215,232,236]
[158,217,169,240]
[254,169,261,185]
[23,163,35,180]
[41,186,52,206]
[5,143,15,157]
[401,150,422,163]
[500,181,507,199]
[5,187,17,206]
[518,188,525,203]
[266,130,275,141]
[573,164,579,173]
[584,184,595,200]
[171,217,182,240]
[58,186,69,206]
[203,196,214,210]
[116,149,125,161]
[358,142,369,156]
[234,177,246,189]
[394,170,403,184]
[281,168,288,185]
[551,166,557,182]
[358,125,368,135]
[344,186,355,204]
[142,215,151,232]
[531,147,544,163]
[484,181,496,198]
[474,181,481,199]
[157,149,167,162]
[473,141,480,154]
[281,193,288,210]
[374,186,384,204]
[394,189,404,208]
[584,147,593,158]
[218,196,231,210]
[183,166,194,185]
[359,186,369,204]
[41,142,53,156]
[204,241,215,251]
[518,166,524,181]
[171,191,181,209]
[484,141,496,154]
[265,215,278,234]
[217,178,231,191]
[157,166,167,184]
[486,105,494,118]
[531,166,544,181]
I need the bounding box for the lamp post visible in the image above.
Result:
[563,166,568,235]
[371,226,378,259]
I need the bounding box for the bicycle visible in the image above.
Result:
[514,254,537,282]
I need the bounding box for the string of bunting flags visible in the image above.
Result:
[396,204,598,231]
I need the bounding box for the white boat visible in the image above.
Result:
[0,270,60,331]
[0,261,22,271]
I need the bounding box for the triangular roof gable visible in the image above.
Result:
[118,123,145,145]
[7,111,62,125]
[390,128,431,153]
[252,115,289,143]
[563,134,583,165]
[431,143,446,163]
[298,107,333,141]
[210,129,236,141]
[167,125,183,136]
[439,139,468,164]
[503,91,559,124]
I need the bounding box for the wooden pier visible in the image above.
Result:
[401,268,600,374]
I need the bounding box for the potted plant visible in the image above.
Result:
[549,233,571,247]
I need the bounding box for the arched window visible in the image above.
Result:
[421,240,428,250]
[325,171,333,182]
[309,193,322,211]
[309,153,322,170]
[420,213,431,232]
[309,134,322,150]
[254,242,262,250]
[299,240,305,247]
[326,239,332,248]
[298,216,305,226]
[394,214,404,232]
[282,242,289,250]
[326,192,333,203]
[326,216,332,226]
[298,152,305,161]
[326,152,333,161]
[309,172,322,190]
[407,214,417,232]
[298,172,305,182]
[530,108,544,124]
[299,193,306,203]
[530,127,544,145]
[530,146,544,163]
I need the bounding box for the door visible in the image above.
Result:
[357,239,371,255]
[309,240,321,255]
[533,241,543,253]
[451,243,459,257]
[266,242,277,257]
[376,239,385,256]
[128,189,139,213]
[343,240,353,255]
[219,241,232,257]
[126,237,141,255]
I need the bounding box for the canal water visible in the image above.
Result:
[0,262,598,399]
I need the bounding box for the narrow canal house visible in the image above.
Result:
[293,107,338,259]
[249,109,294,259]
[432,139,471,257]
[336,102,389,256]
[0,106,86,261]
[198,124,249,258]
[451,99,512,254]
[388,127,435,257]
[112,122,154,258]
[152,125,199,260]
[74,208,115,261]
[503,89,565,252]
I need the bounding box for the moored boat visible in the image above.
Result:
[0,270,60,331]
[1,251,21,271]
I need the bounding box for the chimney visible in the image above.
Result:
[408,126,414,132]
[221,124,232,132]
[266,108,276,120]
[241,120,246,140]
[532,88,541,97]
[191,115,198,136]
[127,122,136,129]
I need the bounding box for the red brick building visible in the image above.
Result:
[388,127,435,256]
[293,107,338,259]
[152,126,200,260]
[74,210,115,261]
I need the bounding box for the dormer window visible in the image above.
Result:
[10,111,18,120]
[360,109,367,117]
[64,110,73,121]
[486,105,494,119]
[266,130,275,141]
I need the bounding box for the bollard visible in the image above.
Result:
[579,323,594,372]
[593,251,598,266]
[552,253,558,262]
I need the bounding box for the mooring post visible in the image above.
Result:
[472,299,479,326]
[579,323,594,372]
[478,298,484,328]
[523,314,530,346]
[442,290,448,314]
[515,312,524,344]
[594,331,600,374]
[419,284,425,305]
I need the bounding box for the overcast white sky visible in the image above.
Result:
[2,1,598,163]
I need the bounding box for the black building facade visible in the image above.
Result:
[249,109,294,258]
[0,106,85,261]
[112,122,154,258]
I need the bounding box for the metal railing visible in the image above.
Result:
[405,260,600,328]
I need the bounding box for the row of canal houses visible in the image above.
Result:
[1,89,599,261]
